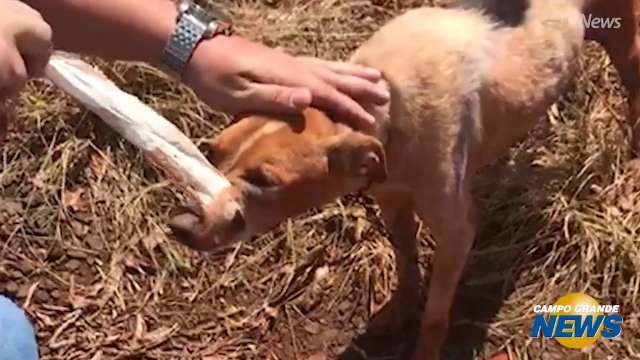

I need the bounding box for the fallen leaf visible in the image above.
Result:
[0,200,23,215]
[308,352,328,360]
[17,283,31,299]
[4,281,18,293]
[70,220,90,237]
[31,173,46,189]
[142,235,160,251]
[314,265,330,283]
[85,235,104,251]
[34,289,51,303]
[69,294,90,309]
[89,153,111,179]
[88,350,102,360]
[62,188,89,212]
[264,305,279,319]
[304,321,321,335]
[65,259,82,271]
[134,314,146,340]
[142,324,178,345]
[619,195,635,212]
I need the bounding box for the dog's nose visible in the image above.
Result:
[169,212,210,251]
[230,209,246,230]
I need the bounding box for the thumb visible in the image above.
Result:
[0,101,14,142]
[23,52,51,78]
[0,109,7,142]
[246,84,312,114]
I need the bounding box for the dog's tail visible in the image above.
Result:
[482,0,585,120]
[457,0,587,27]
[455,0,530,26]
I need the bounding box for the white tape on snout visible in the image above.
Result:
[44,52,231,205]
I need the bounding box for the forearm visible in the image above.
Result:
[24,0,177,66]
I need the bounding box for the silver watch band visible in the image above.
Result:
[162,10,209,74]
[161,1,232,76]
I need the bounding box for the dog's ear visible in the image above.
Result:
[325,131,388,183]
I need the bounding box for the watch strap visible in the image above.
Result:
[161,1,233,76]
[162,12,209,74]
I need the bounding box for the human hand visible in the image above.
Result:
[0,0,53,99]
[0,102,10,141]
[183,36,389,131]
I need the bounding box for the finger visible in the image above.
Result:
[23,52,51,78]
[0,50,28,99]
[321,69,390,105]
[309,82,376,131]
[0,103,8,141]
[300,57,383,81]
[14,18,53,58]
[242,84,312,114]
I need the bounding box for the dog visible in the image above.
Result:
[169,0,635,359]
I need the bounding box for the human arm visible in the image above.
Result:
[0,0,52,99]
[24,0,389,129]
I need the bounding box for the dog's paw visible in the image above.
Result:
[367,296,420,337]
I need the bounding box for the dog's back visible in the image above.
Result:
[350,7,498,190]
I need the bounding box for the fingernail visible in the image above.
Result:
[377,87,391,102]
[363,67,382,79]
[365,112,376,124]
[289,89,312,110]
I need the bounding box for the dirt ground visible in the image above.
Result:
[1,0,640,359]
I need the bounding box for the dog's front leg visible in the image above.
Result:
[413,190,476,360]
[367,190,421,335]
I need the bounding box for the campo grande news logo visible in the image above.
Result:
[529,293,623,349]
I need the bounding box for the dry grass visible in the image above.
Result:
[1,0,639,359]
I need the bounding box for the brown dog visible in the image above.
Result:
[169,1,634,359]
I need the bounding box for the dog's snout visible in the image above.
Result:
[169,212,209,250]
[231,209,246,230]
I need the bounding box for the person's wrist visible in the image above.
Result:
[148,2,181,69]
[182,35,231,88]
[157,1,235,80]
[153,19,179,67]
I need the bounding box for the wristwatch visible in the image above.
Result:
[161,0,233,76]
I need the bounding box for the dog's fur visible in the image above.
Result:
[464,0,640,153]
[169,0,638,359]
